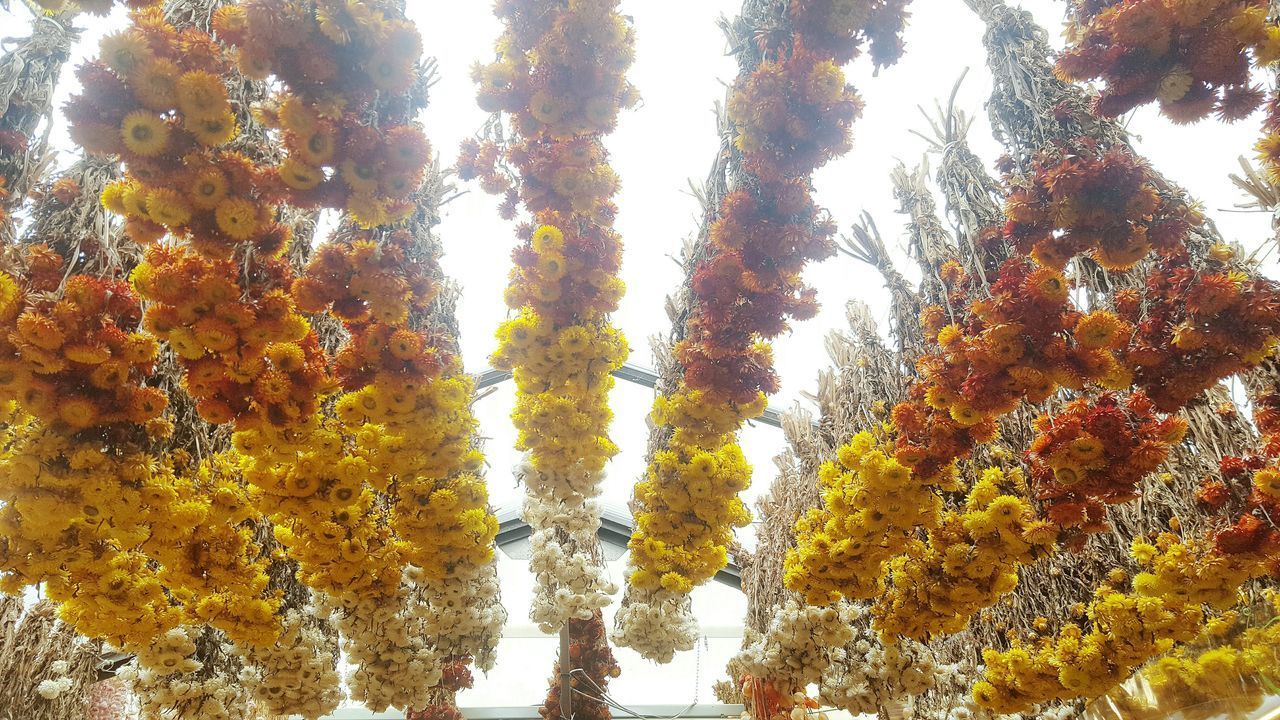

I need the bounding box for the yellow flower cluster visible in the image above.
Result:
[1143,645,1269,720]
[148,452,279,648]
[1103,595,1280,720]
[493,299,628,479]
[235,417,407,600]
[626,389,759,594]
[0,403,280,650]
[973,535,1266,713]
[872,467,1057,641]
[0,416,168,582]
[334,362,499,581]
[50,550,184,649]
[783,429,952,605]
[1130,533,1263,611]
[0,410,180,649]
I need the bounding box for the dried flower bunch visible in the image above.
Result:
[1057,0,1279,122]
[471,0,635,633]
[218,0,431,228]
[1027,392,1186,533]
[618,0,913,661]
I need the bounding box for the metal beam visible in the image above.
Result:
[492,507,743,591]
[474,362,788,429]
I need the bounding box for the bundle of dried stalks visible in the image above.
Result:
[0,593,22,666]
[19,156,131,279]
[901,4,1277,715]
[0,5,79,239]
[960,0,1124,164]
[0,600,101,720]
[842,213,925,360]
[893,159,961,306]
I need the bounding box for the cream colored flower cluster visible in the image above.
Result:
[411,562,506,673]
[121,627,251,720]
[938,701,1079,720]
[739,599,854,690]
[35,660,75,700]
[235,609,342,719]
[611,586,699,664]
[518,455,606,506]
[818,605,941,716]
[522,486,616,633]
[319,590,442,712]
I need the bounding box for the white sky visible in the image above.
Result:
[4,0,1280,714]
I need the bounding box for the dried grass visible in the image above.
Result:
[0,600,101,720]
[0,7,78,241]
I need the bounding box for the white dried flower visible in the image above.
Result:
[612,586,698,663]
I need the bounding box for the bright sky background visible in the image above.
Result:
[3,0,1280,715]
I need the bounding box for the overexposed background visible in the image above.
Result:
[2,0,1278,714]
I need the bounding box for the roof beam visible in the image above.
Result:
[475,363,789,429]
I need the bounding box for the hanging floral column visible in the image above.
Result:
[615,0,911,662]
[466,0,636,633]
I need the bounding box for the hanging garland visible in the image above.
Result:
[616,0,911,660]
[468,0,636,633]
[221,1,502,711]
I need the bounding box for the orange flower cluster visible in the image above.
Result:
[64,7,330,431]
[220,1,431,228]
[64,7,285,254]
[0,247,165,432]
[892,259,1129,481]
[540,610,620,720]
[1027,392,1186,533]
[789,0,912,66]
[1057,0,1278,122]
[131,245,330,429]
[294,231,441,390]
[474,1,636,138]
[1254,377,1280,458]
[468,0,634,323]
[1213,464,1280,575]
[682,12,875,401]
[1002,142,1198,271]
[1117,251,1280,412]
